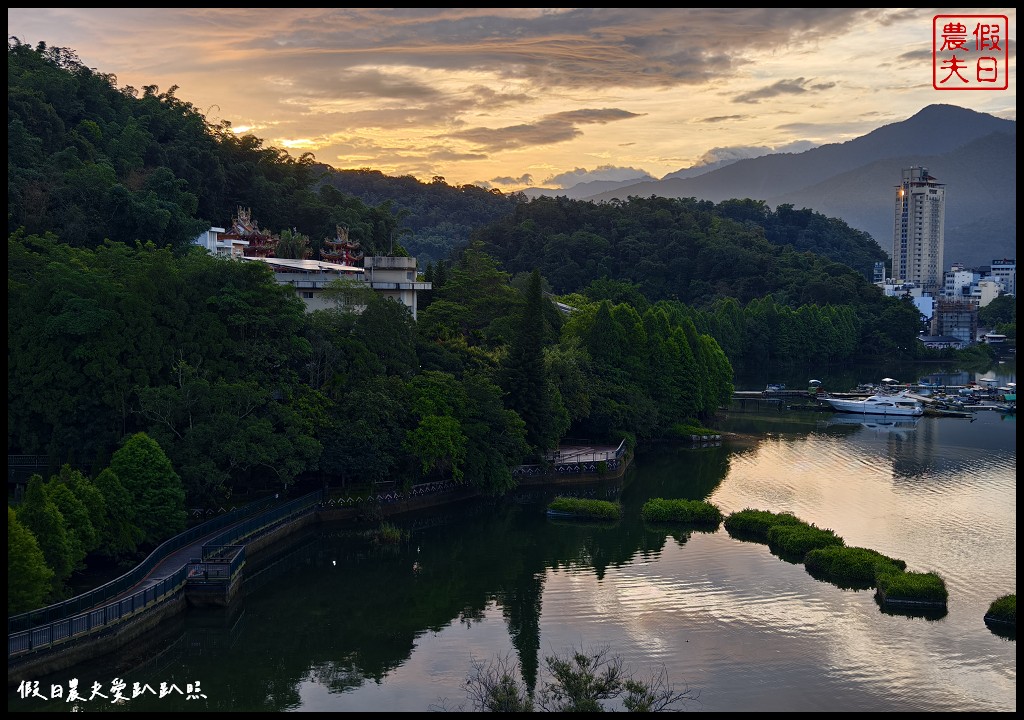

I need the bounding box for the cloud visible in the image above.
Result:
[10,8,878,91]
[697,114,750,124]
[547,108,643,124]
[444,108,642,152]
[543,165,655,187]
[775,119,886,141]
[733,77,837,104]
[7,7,1013,188]
[488,173,535,187]
[694,146,775,165]
[894,48,934,65]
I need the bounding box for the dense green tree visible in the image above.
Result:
[108,432,186,546]
[405,414,468,483]
[352,296,419,379]
[404,371,470,483]
[275,227,312,259]
[436,240,522,348]
[544,336,592,425]
[502,269,568,456]
[641,308,697,428]
[321,376,412,488]
[16,475,74,591]
[8,37,951,521]
[51,465,107,553]
[461,371,530,495]
[978,294,1016,330]
[43,482,93,572]
[8,506,55,614]
[92,468,143,559]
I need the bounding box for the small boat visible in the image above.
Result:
[819,391,924,416]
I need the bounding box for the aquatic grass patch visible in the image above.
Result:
[984,594,1016,639]
[724,508,804,542]
[875,569,948,607]
[547,497,621,521]
[373,521,409,545]
[720,508,949,615]
[804,546,907,589]
[985,594,1016,625]
[641,498,723,526]
[668,422,720,440]
[766,522,844,561]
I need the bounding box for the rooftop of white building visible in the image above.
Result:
[242,256,364,274]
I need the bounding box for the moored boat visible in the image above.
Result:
[819,391,924,416]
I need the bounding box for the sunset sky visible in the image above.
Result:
[7,8,1017,191]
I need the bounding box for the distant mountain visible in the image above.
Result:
[582,105,1016,269]
[522,158,743,199]
[765,132,1016,269]
[521,174,655,200]
[659,156,745,181]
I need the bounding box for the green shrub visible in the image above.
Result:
[641,498,723,525]
[724,508,804,540]
[766,523,844,558]
[547,497,621,521]
[453,646,697,713]
[669,422,715,439]
[618,432,637,453]
[875,570,948,604]
[374,521,408,545]
[804,545,906,587]
[985,594,1016,624]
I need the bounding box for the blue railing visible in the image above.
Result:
[201,491,321,550]
[514,440,627,477]
[9,492,324,659]
[187,546,246,582]
[8,495,280,635]
[8,566,189,658]
[319,480,459,508]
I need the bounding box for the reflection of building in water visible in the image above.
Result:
[918,370,971,387]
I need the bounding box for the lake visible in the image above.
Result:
[9,363,1016,712]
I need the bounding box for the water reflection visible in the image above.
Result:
[10,385,1015,713]
[821,413,920,432]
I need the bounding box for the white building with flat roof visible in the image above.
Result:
[194,228,431,318]
[990,258,1015,296]
[194,226,249,258]
[971,279,1003,308]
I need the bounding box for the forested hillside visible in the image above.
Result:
[9,41,742,611]
[8,40,406,257]
[313,168,521,264]
[472,195,888,306]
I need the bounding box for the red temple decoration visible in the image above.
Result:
[320,224,364,266]
[222,206,277,258]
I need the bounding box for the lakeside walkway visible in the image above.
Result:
[10,443,635,674]
[91,517,258,610]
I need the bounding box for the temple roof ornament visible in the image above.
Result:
[321,224,364,266]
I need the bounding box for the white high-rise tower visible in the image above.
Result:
[893,166,945,294]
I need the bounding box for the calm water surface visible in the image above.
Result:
[11,372,1016,712]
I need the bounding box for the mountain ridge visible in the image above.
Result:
[542,104,1015,267]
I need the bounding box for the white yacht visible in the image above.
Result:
[819,391,924,416]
